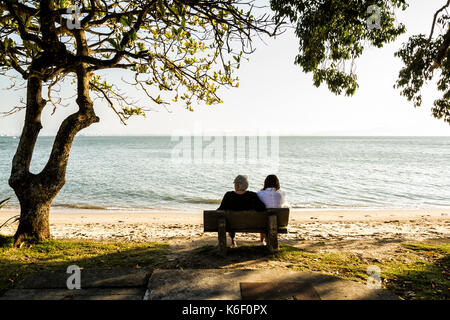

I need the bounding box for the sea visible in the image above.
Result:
[0,136,449,212]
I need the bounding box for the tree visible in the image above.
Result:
[0,0,277,245]
[271,0,450,124]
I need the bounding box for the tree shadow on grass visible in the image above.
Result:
[1,234,448,300]
[164,239,284,270]
[383,243,450,300]
[0,235,170,296]
[0,234,296,296]
[164,238,450,300]
[0,235,13,248]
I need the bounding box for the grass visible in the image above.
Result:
[273,245,371,282]
[0,235,169,295]
[382,243,450,299]
[1,234,448,300]
[271,243,450,300]
[191,242,449,299]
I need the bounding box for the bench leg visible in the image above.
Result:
[267,214,279,253]
[217,217,227,256]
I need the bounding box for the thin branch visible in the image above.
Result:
[428,0,450,42]
[0,105,26,118]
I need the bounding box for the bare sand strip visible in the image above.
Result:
[0,208,448,243]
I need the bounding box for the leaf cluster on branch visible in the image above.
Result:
[0,0,280,122]
[271,0,450,124]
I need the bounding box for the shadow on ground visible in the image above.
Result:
[0,235,168,296]
[1,235,448,299]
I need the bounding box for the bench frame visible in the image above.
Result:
[203,209,290,255]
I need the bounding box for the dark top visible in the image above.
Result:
[218,191,266,211]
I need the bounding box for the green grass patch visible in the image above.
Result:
[1,235,448,300]
[274,245,371,282]
[381,243,449,300]
[271,243,449,300]
[191,242,449,300]
[0,236,169,295]
[0,235,14,248]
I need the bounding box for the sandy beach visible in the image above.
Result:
[1,207,449,289]
[1,208,449,244]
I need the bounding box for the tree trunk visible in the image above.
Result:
[9,76,49,246]
[12,172,63,245]
[14,196,52,244]
[10,68,98,246]
[8,3,99,247]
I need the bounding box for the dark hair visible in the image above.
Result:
[264,174,280,191]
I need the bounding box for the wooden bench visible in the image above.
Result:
[203,208,290,255]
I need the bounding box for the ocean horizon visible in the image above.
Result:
[1,135,449,212]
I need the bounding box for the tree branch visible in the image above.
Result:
[428,0,450,43]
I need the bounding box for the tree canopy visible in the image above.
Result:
[0,0,277,122]
[271,0,450,124]
[1,1,449,124]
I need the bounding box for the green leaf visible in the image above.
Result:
[120,16,130,27]
[108,39,117,48]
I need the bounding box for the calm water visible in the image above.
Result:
[0,136,449,211]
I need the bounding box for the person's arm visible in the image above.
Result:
[253,193,267,211]
[218,192,231,210]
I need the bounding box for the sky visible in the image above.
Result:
[0,1,449,137]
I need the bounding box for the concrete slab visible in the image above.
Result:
[240,282,321,300]
[1,268,398,300]
[17,268,152,289]
[1,268,152,300]
[148,269,398,300]
[1,288,146,300]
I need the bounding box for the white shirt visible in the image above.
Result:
[257,188,287,208]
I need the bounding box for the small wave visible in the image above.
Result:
[52,203,108,210]
[182,197,222,204]
[162,195,221,205]
[290,203,371,209]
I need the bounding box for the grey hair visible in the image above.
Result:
[233,175,249,191]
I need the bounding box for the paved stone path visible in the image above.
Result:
[1,268,398,300]
[1,269,151,300]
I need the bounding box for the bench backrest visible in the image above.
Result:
[203,208,290,233]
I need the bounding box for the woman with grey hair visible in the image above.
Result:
[218,175,266,247]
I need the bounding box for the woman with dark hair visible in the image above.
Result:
[257,174,287,245]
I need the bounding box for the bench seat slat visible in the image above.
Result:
[203,209,289,233]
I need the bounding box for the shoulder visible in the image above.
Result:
[256,190,268,199]
[222,191,234,198]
